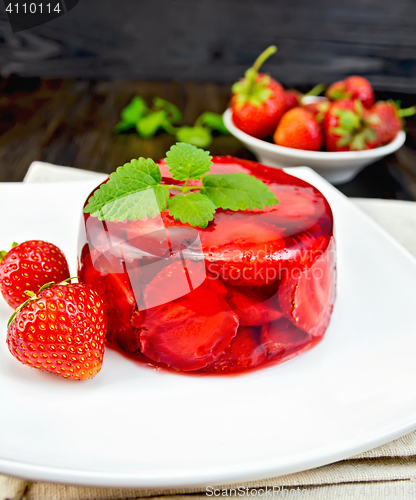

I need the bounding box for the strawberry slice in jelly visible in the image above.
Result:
[136,262,239,371]
[226,284,283,326]
[260,318,311,356]
[278,237,336,336]
[267,186,320,220]
[201,212,286,287]
[202,326,267,374]
[78,247,139,351]
[256,185,328,237]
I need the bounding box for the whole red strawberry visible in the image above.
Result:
[231,46,286,138]
[323,99,376,151]
[286,84,326,113]
[302,98,330,123]
[273,108,323,151]
[7,281,105,380]
[0,240,70,309]
[284,90,301,111]
[366,101,415,147]
[326,76,375,109]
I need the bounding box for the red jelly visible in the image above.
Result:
[78,157,336,374]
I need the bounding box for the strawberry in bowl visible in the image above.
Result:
[78,143,336,375]
[326,76,375,109]
[230,46,286,139]
[274,107,323,151]
[225,70,412,184]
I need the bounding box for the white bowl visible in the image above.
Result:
[223,107,406,184]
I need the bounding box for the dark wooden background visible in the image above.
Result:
[0,76,415,201]
[0,0,416,199]
[0,0,416,91]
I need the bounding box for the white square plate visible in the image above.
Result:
[1,169,416,489]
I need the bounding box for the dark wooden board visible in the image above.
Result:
[0,77,415,201]
[0,77,250,182]
[0,0,416,91]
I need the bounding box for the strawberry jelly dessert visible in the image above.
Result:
[78,156,336,375]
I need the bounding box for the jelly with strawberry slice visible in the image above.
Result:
[78,157,336,374]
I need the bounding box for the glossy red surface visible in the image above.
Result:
[78,157,336,375]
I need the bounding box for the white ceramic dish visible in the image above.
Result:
[223,107,406,185]
[1,171,416,489]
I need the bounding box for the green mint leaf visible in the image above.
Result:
[136,110,169,138]
[175,126,212,148]
[153,97,182,123]
[168,193,216,229]
[201,173,278,211]
[196,112,229,135]
[165,142,213,181]
[84,158,169,221]
[121,96,147,125]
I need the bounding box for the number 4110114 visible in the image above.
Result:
[5,3,61,13]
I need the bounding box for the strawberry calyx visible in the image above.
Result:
[347,127,376,150]
[7,276,78,328]
[329,88,350,101]
[0,242,18,264]
[231,45,277,108]
[388,100,416,119]
[315,102,331,124]
[326,80,350,102]
[331,100,376,149]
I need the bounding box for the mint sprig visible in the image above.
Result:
[114,95,228,150]
[84,143,279,228]
[114,96,181,136]
[84,158,169,221]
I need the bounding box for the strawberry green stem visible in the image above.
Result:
[304,83,326,97]
[398,106,416,118]
[252,45,277,74]
[246,45,277,95]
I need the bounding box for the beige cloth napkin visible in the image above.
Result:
[2,164,416,499]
